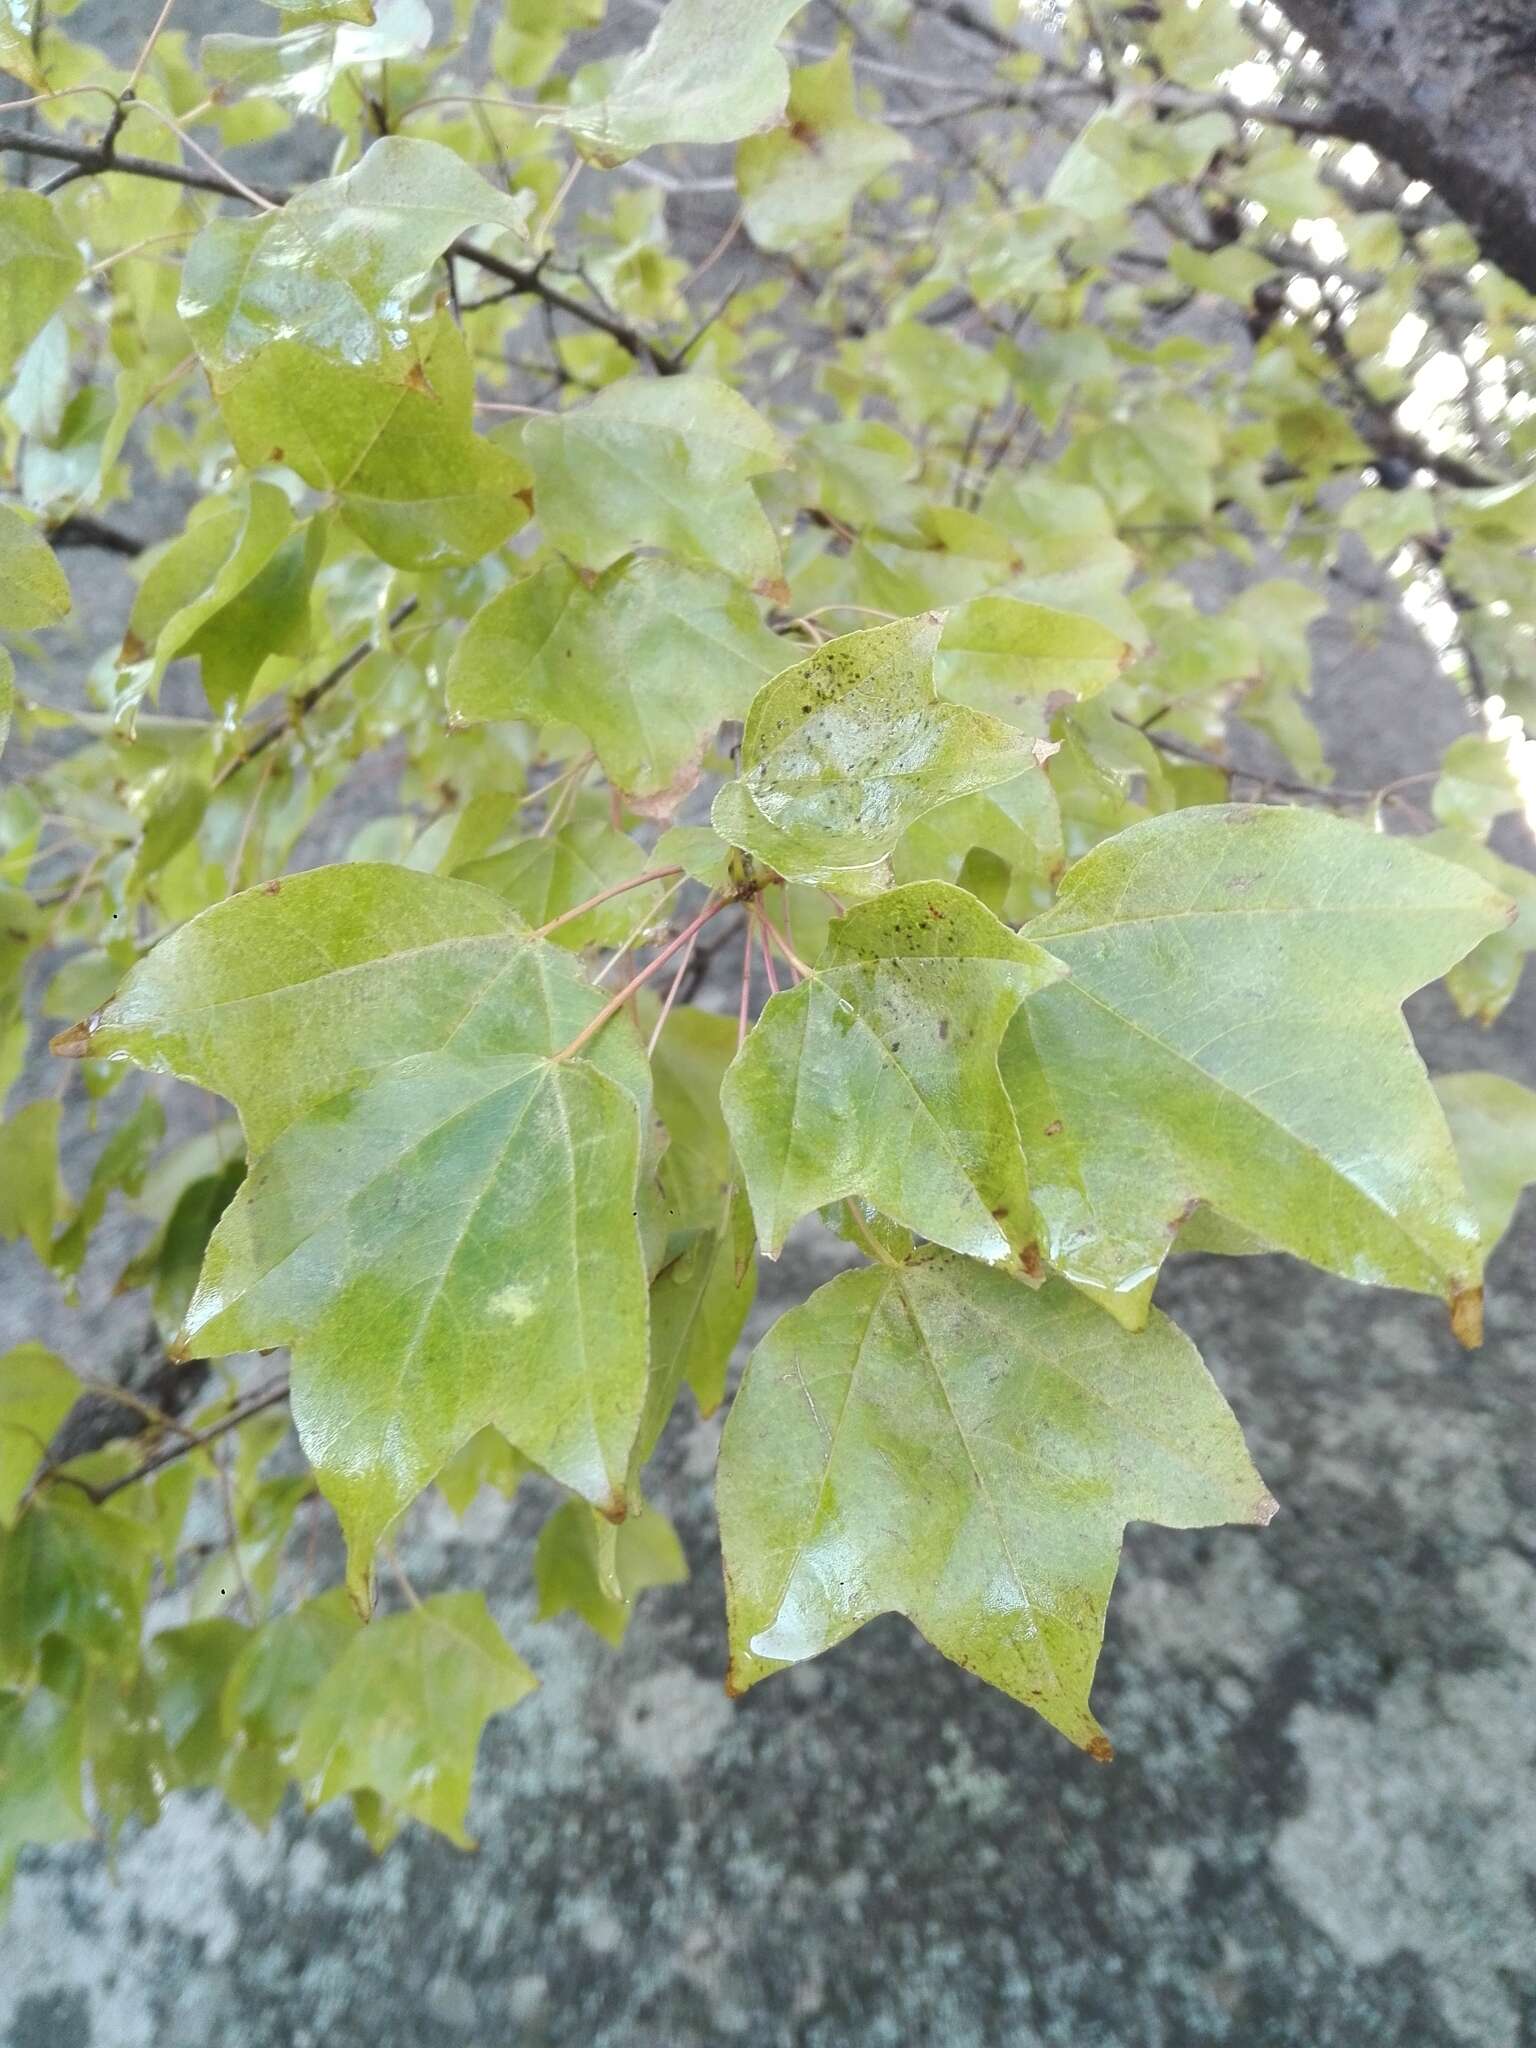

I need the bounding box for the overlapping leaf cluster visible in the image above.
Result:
[1,0,1534,1880]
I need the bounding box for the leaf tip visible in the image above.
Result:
[1450,1284,1483,1350]
[48,1019,94,1059]
[1085,1730,1115,1765]
[1252,1489,1280,1528]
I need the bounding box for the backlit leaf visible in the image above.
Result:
[0,504,70,630]
[0,189,80,381]
[0,1344,76,1528]
[534,1498,687,1644]
[718,1250,1273,1751]
[1435,1071,1536,1257]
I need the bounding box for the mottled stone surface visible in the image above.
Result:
[3,4,1535,2041]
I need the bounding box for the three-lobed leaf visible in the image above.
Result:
[718,1249,1273,1752]
[58,864,655,1601]
[1002,806,1509,1331]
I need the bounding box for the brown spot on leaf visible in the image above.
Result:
[755,576,792,607]
[1043,1119,1063,1137]
[261,878,282,896]
[268,446,284,464]
[118,630,146,666]
[1450,1285,1483,1350]
[1019,1241,1044,1280]
[598,1486,629,1524]
[1085,1731,1115,1764]
[403,360,435,396]
[514,485,534,514]
[991,1205,1009,1219]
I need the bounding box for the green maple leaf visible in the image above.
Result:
[447,553,783,807]
[534,1498,688,1645]
[520,376,789,584]
[722,882,1061,1262]
[718,1249,1273,1752]
[0,1687,89,1897]
[1004,806,1511,1331]
[712,615,1044,888]
[0,1343,76,1529]
[216,315,532,573]
[291,1591,535,1846]
[456,817,667,951]
[544,0,810,165]
[737,49,911,253]
[0,189,81,382]
[1435,1070,1536,1257]
[57,864,654,1600]
[178,136,531,386]
[0,504,69,631]
[117,482,316,716]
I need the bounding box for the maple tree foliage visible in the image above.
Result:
[1,0,1535,1879]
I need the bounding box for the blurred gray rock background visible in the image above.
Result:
[2,4,1534,2045]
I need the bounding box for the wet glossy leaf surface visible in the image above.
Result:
[1004,807,1509,1325]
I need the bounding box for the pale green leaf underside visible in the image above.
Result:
[520,375,788,582]
[545,0,810,164]
[1003,806,1508,1325]
[714,615,1042,880]
[718,1250,1273,1752]
[722,881,1062,1262]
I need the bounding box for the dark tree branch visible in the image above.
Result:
[48,512,145,556]
[0,123,680,371]
[1276,0,1536,294]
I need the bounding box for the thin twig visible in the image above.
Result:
[211,598,419,791]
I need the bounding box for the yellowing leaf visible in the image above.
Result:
[291,1592,535,1846]
[712,616,1042,885]
[1003,807,1510,1328]
[0,504,70,630]
[545,0,810,165]
[446,554,784,806]
[718,1251,1273,1752]
[722,882,1062,1262]
[59,865,655,1598]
